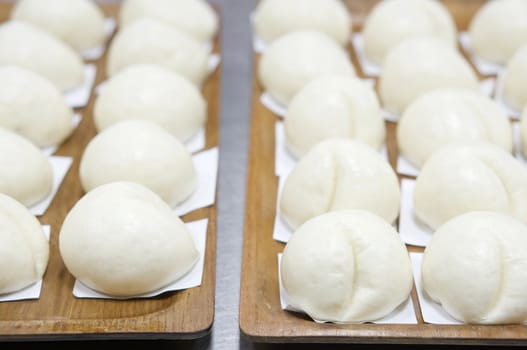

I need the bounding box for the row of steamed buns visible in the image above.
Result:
[253,0,527,325]
[1,0,219,298]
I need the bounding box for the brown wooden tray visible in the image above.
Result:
[239,0,527,344]
[0,3,220,341]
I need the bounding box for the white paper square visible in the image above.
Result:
[73,218,209,299]
[30,156,73,217]
[185,128,206,154]
[459,31,503,76]
[208,53,221,75]
[0,226,50,302]
[396,154,420,177]
[513,122,527,163]
[64,64,97,109]
[278,254,418,324]
[273,175,292,244]
[410,252,463,325]
[399,179,433,247]
[174,147,218,216]
[494,72,521,119]
[42,113,82,156]
[80,18,117,61]
[350,33,381,77]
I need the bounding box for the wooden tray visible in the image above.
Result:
[0,3,220,341]
[239,0,527,344]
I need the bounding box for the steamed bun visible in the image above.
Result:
[253,0,351,46]
[281,210,412,323]
[11,0,106,52]
[94,64,206,142]
[502,44,527,111]
[106,18,209,85]
[0,66,74,147]
[59,181,199,297]
[280,139,400,230]
[119,0,218,43]
[258,30,355,106]
[0,193,48,294]
[423,211,527,324]
[398,88,512,168]
[0,21,84,91]
[414,142,527,230]
[80,120,197,207]
[362,0,456,65]
[469,0,527,64]
[379,37,479,115]
[0,127,52,207]
[284,76,385,158]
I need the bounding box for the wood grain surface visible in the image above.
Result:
[0,3,219,340]
[239,0,527,344]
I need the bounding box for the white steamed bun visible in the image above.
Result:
[284,76,385,158]
[11,0,106,52]
[0,193,48,294]
[280,139,400,230]
[414,142,527,230]
[398,88,512,168]
[502,44,527,111]
[258,30,355,106]
[379,37,479,115]
[106,18,209,85]
[362,0,456,65]
[59,181,199,297]
[80,120,197,207]
[94,64,206,142]
[423,211,527,324]
[281,210,413,323]
[0,21,84,91]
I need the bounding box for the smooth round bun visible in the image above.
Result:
[0,21,84,91]
[379,37,479,115]
[0,193,48,294]
[284,76,385,158]
[11,0,105,52]
[119,0,218,43]
[398,88,512,168]
[363,0,456,65]
[0,127,52,207]
[80,120,197,207]
[258,30,355,106]
[521,106,527,158]
[423,211,527,324]
[0,66,74,147]
[253,0,351,46]
[414,142,527,230]
[94,64,206,142]
[503,44,527,111]
[59,182,199,297]
[280,139,400,230]
[469,0,527,64]
[106,18,209,85]
[281,210,412,323]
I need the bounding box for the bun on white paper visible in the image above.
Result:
[258,30,355,106]
[414,142,527,230]
[0,193,48,295]
[0,21,84,91]
[423,211,527,324]
[398,88,512,168]
[80,120,197,207]
[106,18,209,85]
[503,44,527,111]
[119,0,218,43]
[11,0,105,52]
[0,127,52,207]
[284,76,385,158]
[281,210,412,323]
[280,139,400,230]
[253,0,351,46]
[469,0,527,64]
[59,181,199,297]
[379,37,478,115]
[362,0,456,65]
[94,64,206,142]
[0,66,74,148]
